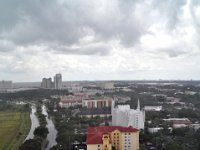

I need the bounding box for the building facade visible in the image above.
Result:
[98,82,115,90]
[59,93,88,108]
[54,73,62,89]
[112,100,145,130]
[86,126,139,150]
[82,97,113,108]
[41,78,52,89]
[0,80,13,91]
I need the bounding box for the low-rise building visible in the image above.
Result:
[86,126,139,150]
[185,91,197,95]
[189,124,200,131]
[115,96,131,103]
[97,82,115,90]
[148,127,163,133]
[59,93,87,108]
[144,106,162,111]
[163,118,192,128]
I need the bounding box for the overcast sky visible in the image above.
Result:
[0,0,200,82]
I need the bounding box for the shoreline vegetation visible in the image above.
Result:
[0,102,31,150]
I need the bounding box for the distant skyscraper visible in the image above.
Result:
[54,73,62,89]
[41,78,52,89]
[0,80,13,91]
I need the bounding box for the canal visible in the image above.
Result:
[25,105,39,140]
[42,105,58,150]
[25,105,58,150]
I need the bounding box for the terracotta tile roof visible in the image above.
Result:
[86,126,138,144]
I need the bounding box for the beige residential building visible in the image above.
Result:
[87,126,139,150]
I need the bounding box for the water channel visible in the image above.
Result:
[42,105,58,150]
[25,105,39,140]
[25,105,58,150]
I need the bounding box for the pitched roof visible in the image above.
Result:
[86,126,138,144]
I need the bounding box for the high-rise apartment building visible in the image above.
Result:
[0,80,13,91]
[41,73,62,89]
[41,78,52,89]
[54,73,62,89]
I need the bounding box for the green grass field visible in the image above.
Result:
[0,110,31,150]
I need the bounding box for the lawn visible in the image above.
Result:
[0,110,31,150]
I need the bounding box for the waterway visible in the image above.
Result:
[42,105,58,150]
[25,105,39,140]
[25,105,58,150]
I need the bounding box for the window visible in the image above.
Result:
[98,145,101,150]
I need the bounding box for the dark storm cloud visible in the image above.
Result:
[0,0,147,54]
[0,0,197,57]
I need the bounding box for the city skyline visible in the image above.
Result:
[0,0,200,82]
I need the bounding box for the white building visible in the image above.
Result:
[0,80,13,91]
[112,100,145,130]
[148,127,163,133]
[54,73,62,89]
[163,118,192,128]
[144,106,162,111]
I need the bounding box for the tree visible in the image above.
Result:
[18,139,41,150]
[166,141,182,150]
[34,126,49,138]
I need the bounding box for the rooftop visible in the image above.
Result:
[86,126,138,144]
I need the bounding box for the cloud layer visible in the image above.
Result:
[0,0,200,81]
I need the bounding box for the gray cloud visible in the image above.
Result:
[0,0,190,54]
[0,0,199,81]
[50,43,111,56]
[0,40,15,52]
[0,0,147,52]
[189,0,200,48]
[162,48,188,58]
[152,0,187,29]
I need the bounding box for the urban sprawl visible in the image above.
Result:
[1,74,200,150]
